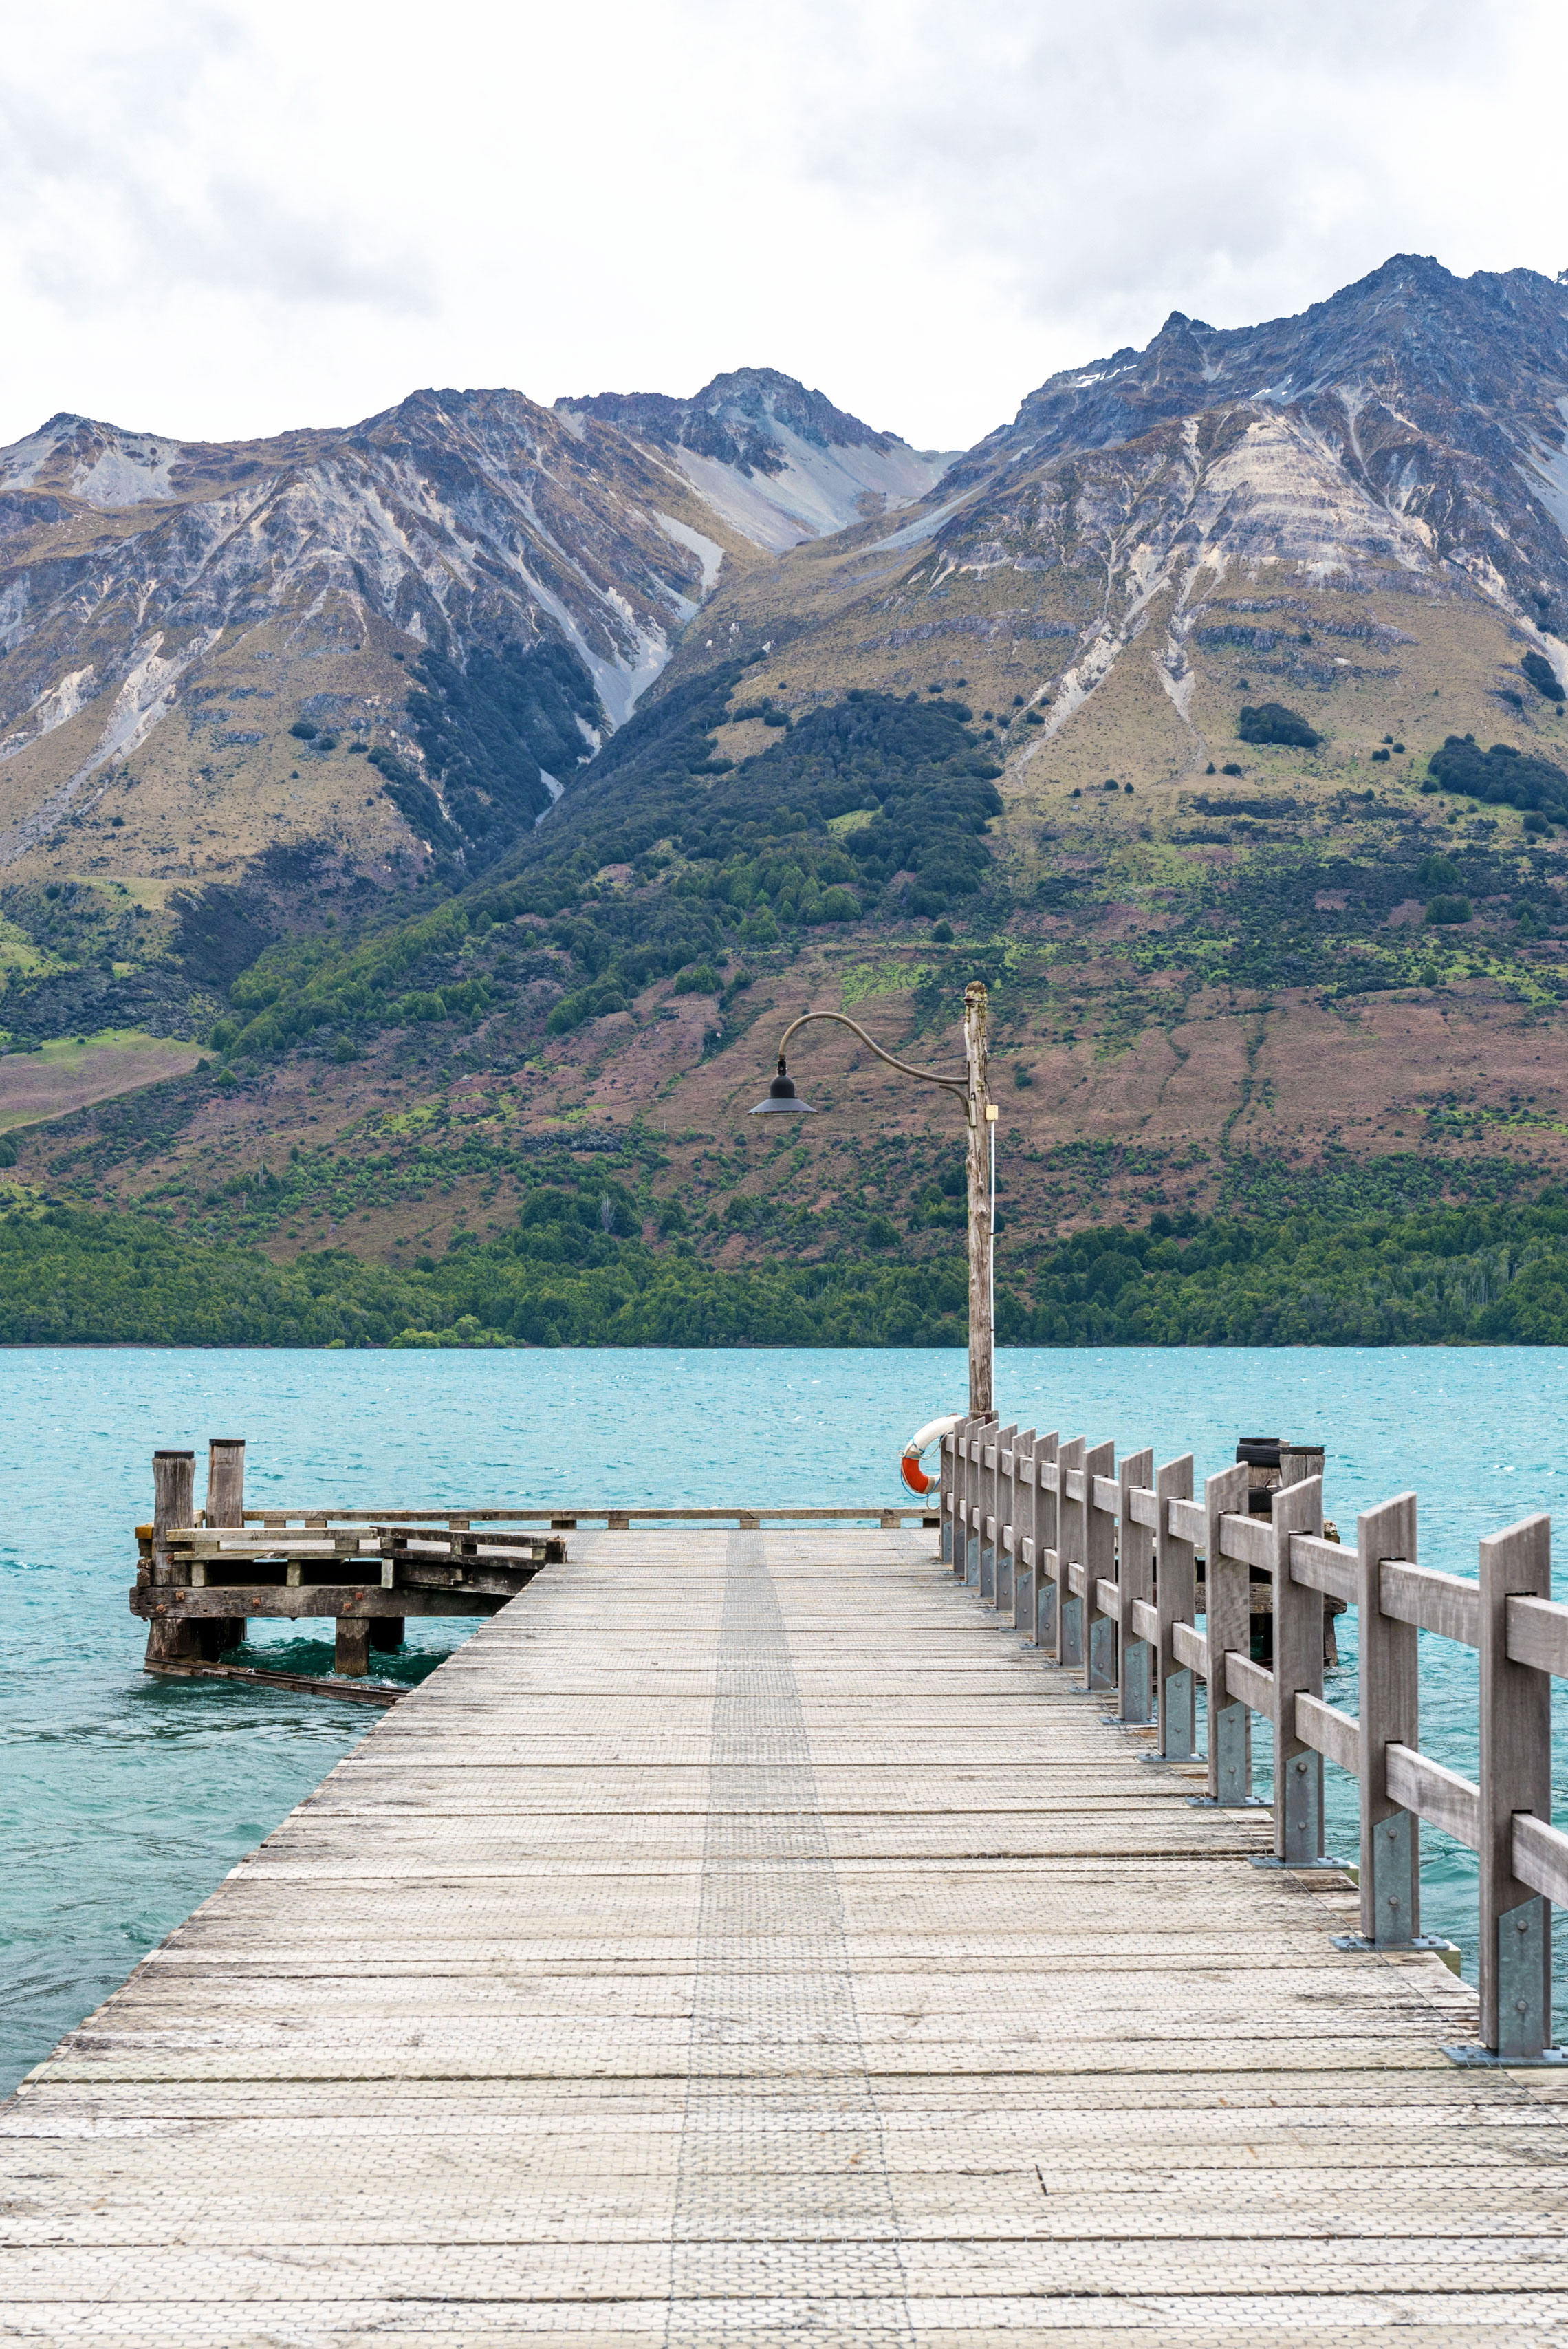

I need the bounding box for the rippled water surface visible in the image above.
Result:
[3,1345,1565,2094]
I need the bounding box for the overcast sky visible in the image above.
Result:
[1,0,1563,454]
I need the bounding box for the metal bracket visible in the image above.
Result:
[1086,1612,1116,1693]
[1161,1663,1195,1763]
[1442,2043,1566,2069]
[1119,1636,1154,1727]
[1331,1932,1454,1954]
[1212,1700,1252,1807]
[1282,1747,1324,1865]
[1036,1583,1058,1652]
[1252,1853,1350,1871]
[1492,1895,1554,2061]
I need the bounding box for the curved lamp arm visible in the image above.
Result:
[775,1009,968,1102]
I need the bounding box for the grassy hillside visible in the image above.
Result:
[6,553,1568,1349]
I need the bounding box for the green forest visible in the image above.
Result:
[5,1186,1568,1348]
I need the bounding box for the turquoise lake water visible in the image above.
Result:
[3,1345,1565,2096]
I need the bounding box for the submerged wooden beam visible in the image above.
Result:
[142,1657,402,1706]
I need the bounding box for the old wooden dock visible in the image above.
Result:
[5,1519,1567,2342]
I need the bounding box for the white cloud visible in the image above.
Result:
[0,0,1561,453]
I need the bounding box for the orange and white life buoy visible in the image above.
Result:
[900,1414,961,1497]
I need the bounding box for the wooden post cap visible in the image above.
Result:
[153,1449,195,1459]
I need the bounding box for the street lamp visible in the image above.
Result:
[749,980,997,1418]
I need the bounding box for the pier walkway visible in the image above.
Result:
[4,1527,1567,2343]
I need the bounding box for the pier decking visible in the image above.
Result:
[4,1526,1567,2343]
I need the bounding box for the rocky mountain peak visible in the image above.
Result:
[556,367,951,550]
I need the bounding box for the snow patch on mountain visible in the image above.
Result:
[655,512,725,594]
[673,424,949,551]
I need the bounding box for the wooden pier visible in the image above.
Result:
[4,1500,1568,2341]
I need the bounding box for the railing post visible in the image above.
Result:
[1030,1432,1060,1649]
[1203,1462,1253,1805]
[979,1422,1015,1601]
[1058,1437,1087,1669]
[1084,1440,1117,1693]
[1270,1474,1325,1864]
[1156,1455,1196,1760]
[999,1430,1030,1614]
[1355,1492,1421,1946]
[965,1422,983,1584]
[1117,1447,1155,1724]
[940,1422,961,1568]
[1479,1515,1553,2059]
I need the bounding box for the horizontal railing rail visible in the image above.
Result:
[231,1504,934,1528]
[941,1414,1567,2068]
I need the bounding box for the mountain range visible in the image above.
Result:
[3,253,1568,1334]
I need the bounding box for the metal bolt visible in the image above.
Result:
[1518,1916,1530,1933]
[1517,1998,1530,2015]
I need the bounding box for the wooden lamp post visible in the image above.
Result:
[750,979,996,1418]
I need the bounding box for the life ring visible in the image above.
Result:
[900,1414,961,1497]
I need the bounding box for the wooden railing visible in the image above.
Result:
[940,1416,1568,2067]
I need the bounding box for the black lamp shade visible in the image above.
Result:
[750,1071,816,1115]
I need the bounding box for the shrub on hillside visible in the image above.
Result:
[1238,702,1320,749]
[1425,895,1472,927]
[811,887,860,922]
[1424,735,1568,818]
[1522,650,1565,704]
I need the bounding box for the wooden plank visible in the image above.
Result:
[14,1520,1545,2344]
[129,1585,500,1620]
[1218,1511,1272,1570]
[1294,1692,1360,1776]
[1171,1619,1208,1674]
[1512,1812,1568,1909]
[1385,1742,1482,1849]
[1505,1591,1568,1680]
[1225,1650,1274,1712]
[144,1659,402,1707]
[1289,1534,1357,1604]
[1379,1560,1480,1647]
[1166,1494,1206,1546]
